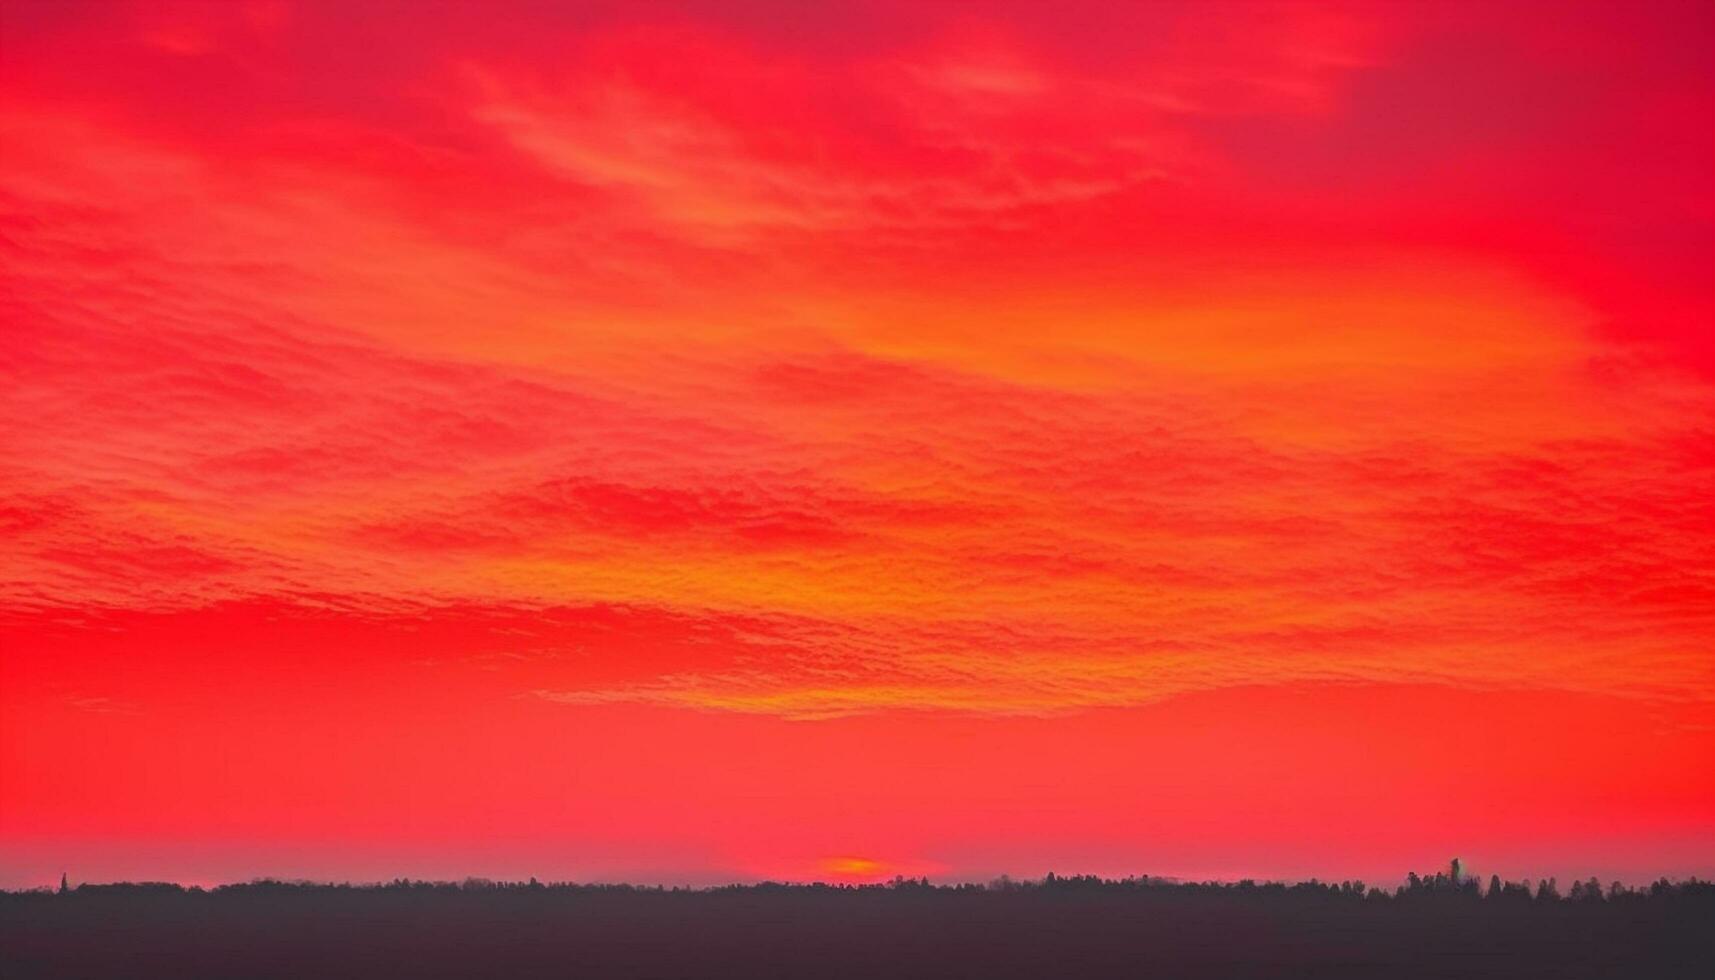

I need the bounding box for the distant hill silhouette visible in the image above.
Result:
[4,867,1712,979]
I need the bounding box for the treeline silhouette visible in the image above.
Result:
[5,866,1712,978]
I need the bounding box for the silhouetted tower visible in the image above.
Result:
[1449,857,1464,885]
[58,872,68,894]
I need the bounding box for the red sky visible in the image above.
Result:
[2,0,1712,889]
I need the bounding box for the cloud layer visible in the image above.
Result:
[3,1,1712,727]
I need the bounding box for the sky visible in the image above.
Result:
[1,0,1712,890]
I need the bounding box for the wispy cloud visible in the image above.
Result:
[2,0,1711,724]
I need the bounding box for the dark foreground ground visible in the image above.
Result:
[4,878,1712,979]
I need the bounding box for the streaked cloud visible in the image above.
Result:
[2,0,1711,726]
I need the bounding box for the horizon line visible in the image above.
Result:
[19,868,1712,895]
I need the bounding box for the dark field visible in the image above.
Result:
[4,877,1712,979]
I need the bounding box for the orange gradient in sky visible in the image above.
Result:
[1,1,1713,888]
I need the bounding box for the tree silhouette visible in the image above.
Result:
[6,871,1711,979]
